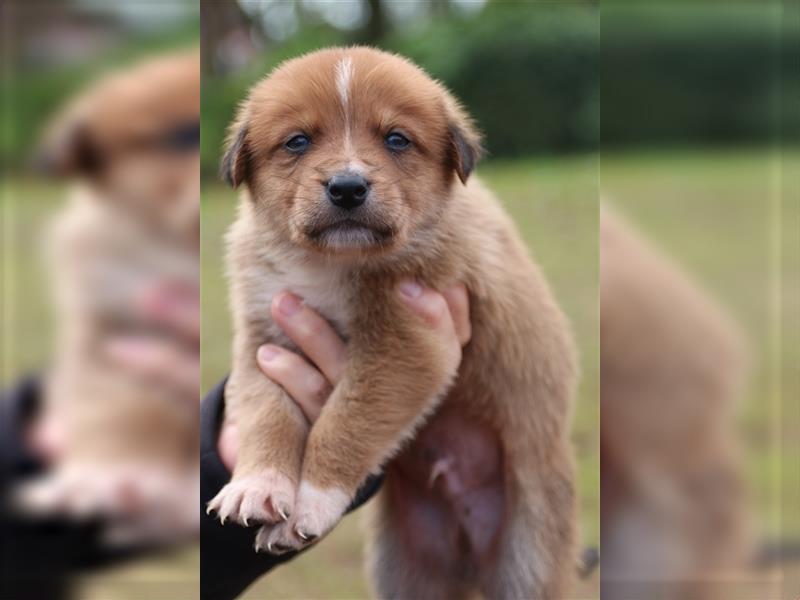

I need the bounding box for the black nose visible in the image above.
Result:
[326,174,369,209]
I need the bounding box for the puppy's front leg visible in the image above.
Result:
[259,287,458,551]
[208,360,308,530]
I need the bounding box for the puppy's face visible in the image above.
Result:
[38,52,200,242]
[224,47,481,257]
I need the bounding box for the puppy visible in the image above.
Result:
[600,206,750,599]
[17,51,201,542]
[211,47,579,598]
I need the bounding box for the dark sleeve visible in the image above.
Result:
[0,376,72,600]
[0,377,181,600]
[200,378,384,600]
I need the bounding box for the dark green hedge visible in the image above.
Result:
[201,3,796,177]
[4,6,795,176]
[600,4,796,148]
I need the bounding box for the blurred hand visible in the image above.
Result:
[218,282,471,472]
[106,281,200,402]
[29,280,200,462]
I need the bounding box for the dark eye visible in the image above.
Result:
[285,134,310,153]
[162,122,200,152]
[385,131,410,151]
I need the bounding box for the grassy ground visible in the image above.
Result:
[3,146,796,598]
[602,146,800,599]
[602,147,800,543]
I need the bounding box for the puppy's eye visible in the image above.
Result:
[284,134,310,153]
[385,131,411,151]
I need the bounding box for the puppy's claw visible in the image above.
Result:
[205,505,215,516]
[277,506,289,521]
[296,530,317,543]
[242,516,249,527]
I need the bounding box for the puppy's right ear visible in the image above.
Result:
[220,120,250,188]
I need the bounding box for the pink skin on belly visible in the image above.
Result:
[386,405,505,571]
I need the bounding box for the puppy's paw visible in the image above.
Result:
[15,463,194,528]
[207,469,295,527]
[254,521,299,555]
[15,471,80,516]
[290,481,351,543]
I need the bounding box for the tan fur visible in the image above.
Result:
[17,52,200,541]
[216,47,578,598]
[600,206,750,599]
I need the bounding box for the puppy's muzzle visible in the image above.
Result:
[325,174,370,210]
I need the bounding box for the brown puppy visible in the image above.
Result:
[17,51,200,542]
[211,47,578,598]
[600,206,750,599]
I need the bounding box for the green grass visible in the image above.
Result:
[602,146,800,543]
[3,146,795,598]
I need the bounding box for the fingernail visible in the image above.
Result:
[398,279,423,300]
[277,293,302,317]
[258,345,280,363]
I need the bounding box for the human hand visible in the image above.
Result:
[29,280,200,461]
[217,282,471,471]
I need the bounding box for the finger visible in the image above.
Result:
[397,280,457,339]
[256,344,331,424]
[442,283,471,346]
[27,414,66,463]
[270,293,347,385]
[218,421,238,473]
[138,282,200,346]
[106,337,200,402]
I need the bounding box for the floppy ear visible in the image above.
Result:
[34,117,100,177]
[445,97,483,184]
[220,119,250,188]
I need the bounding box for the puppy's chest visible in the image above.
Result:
[262,264,353,340]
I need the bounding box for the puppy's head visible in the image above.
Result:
[37,51,200,240]
[223,47,482,257]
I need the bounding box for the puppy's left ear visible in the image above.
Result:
[445,97,483,184]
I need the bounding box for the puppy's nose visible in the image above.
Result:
[326,174,369,210]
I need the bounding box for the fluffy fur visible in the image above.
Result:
[16,52,200,542]
[213,47,579,598]
[600,206,750,599]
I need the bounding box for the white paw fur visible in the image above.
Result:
[254,481,350,554]
[207,468,295,527]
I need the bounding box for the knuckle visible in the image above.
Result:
[425,294,449,325]
[297,314,327,341]
[264,353,294,379]
[306,374,331,405]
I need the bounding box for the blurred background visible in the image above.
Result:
[600,2,797,599]
[200,1,600,598]
[1,2,199,599]
[3,0,797,598]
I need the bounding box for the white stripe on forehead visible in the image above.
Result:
[335,56,354,110]
[335,55,355,155]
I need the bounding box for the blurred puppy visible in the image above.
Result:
[600,206,750,599]
[17,52,200,542]
[211,47,579,598]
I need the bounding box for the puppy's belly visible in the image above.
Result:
[387,404,505,570]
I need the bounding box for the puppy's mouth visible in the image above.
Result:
[306,218,395,251]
